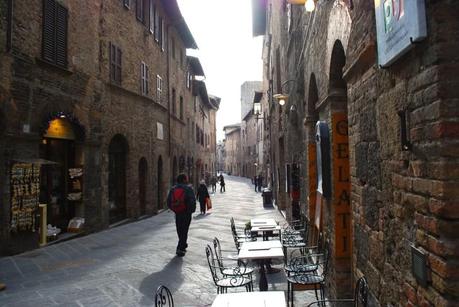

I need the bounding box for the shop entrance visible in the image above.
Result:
[157,155,163,209]
[108,135,128,224]
[40,117,82,232]
[139,157,147,216]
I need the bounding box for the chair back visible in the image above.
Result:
[354,277,369,307]
[212,237,225,268]
[206,244,221,285]
[154,285,174,307]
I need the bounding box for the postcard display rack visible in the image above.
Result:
[10,163,40,232]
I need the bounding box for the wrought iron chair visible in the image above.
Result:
[205,244,253,294]
[286,240,330,307]
[212,237,254,287]
[306,276,369,307]
[284,233,325,276]
[154,285,174,307]
[231,221,255,252]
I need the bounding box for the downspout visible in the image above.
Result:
[6,0,13,52]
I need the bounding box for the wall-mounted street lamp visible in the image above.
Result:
[273,79,297,106]
[287,0,315,12]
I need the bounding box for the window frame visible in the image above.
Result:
[156,75,163,103]
[140,62,149,96]
[42,0,68,68]
[109,42,122,85]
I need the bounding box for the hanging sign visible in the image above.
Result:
[374,0,427,67]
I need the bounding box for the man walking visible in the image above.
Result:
[167,174,196,257]
[210,175,217,193]
[253,175,258,192]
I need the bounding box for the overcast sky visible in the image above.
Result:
[177,0,263,142]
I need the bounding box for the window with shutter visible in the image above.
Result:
[136,0,143,22]
[110,43,122,85]
[156,75,162,103]
[179,96,183,120]
[149,1,154,33]
[158,16,163,48]
[172,88,176,115]
[42,0,68,68]
[154,9,159,42]
[161,18,165,51]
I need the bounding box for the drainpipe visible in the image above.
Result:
[6,0,13,52]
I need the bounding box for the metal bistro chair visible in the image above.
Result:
[231,221,255,252]
[306,276,369,307]
[205,244,253,294]
[212,237,254,290]
[286,241,330,307]
[284,233,326,277]
[154,285,174,307]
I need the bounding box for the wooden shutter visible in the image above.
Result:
[154,8,159,41]
[145,65,149,95]
[116,47,122,84]
[55,3,68,67]
[136,0,142,21]
[42,0,56,63]
[149,1,154,33]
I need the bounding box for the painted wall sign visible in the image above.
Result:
[332,113,351,258]
[374,0,427,67]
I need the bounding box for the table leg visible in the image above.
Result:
[258,260,268,291]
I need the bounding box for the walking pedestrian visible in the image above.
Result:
[257,175,263,192]
[197,179,210,214]
[253,175,258,192]
[219,174,226,192]
[167,173,196,257]
[210,175,217,193]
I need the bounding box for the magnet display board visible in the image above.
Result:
[374,0,427,67]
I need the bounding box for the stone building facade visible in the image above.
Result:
[254,0,459,305]
[223,124,242,176]
[0,0,218,256]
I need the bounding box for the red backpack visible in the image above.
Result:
[171,187,187,213]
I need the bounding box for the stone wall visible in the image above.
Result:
[262,0,459,304]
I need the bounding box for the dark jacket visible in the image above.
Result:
[167,184,196,214]
[196,184,210,203]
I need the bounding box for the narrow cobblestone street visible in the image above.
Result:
[0,176,315,306]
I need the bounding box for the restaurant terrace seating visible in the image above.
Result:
[306,276,369,307]
[154,285,174,307]
[205,244,254,294]
[286,240,330,307]
[212,237,255,284]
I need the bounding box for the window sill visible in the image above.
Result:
[36,58,73,75]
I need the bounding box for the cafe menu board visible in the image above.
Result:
[10,163,40,232]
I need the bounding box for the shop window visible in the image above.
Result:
[42,0,68,68]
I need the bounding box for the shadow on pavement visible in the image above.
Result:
[139,256,184,305]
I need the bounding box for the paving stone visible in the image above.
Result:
[0,176,318,306]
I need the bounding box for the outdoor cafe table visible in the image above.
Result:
[238,240,284,291]
[211,291,286,307]
[251,218,277,227]
[251,224,281,241]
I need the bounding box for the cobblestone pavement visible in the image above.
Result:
[0,176,316,306]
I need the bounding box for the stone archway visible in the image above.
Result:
[327,39,352,298]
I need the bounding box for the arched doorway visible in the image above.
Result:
[138,157,148,216]
[108,134,128,224]
[157,156,163,209]
[328,40,352,297]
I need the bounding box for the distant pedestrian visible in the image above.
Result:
[197,179,210,214]
[210,176,217,193]
[253,175,258,192]
[167,174,196,257]
[219,175,226,193]
[257,175,263,192]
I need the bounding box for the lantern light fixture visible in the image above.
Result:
[305,0,315,12]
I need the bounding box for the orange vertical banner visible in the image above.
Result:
[332,113,351,258]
